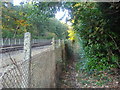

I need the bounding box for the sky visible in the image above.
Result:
[13,0,24,5]
[55,9,70,23]
[13,0,71,25]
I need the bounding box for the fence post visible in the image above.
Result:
[51,37,55,50]
[15,38,17,45]
[19,39,21,45]
[0,38,3,46]
[62,39,65,61]
[33,39,34,44]
[0,38,3,89]
[58,39,61,46]
[8,38,11,45]
[51,38,56,87]
[22,32,31,88]
[62,39,65,48]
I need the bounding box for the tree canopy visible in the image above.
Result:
[2,2,68,39]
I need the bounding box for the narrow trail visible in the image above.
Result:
[58,59,79,88]
[58,57,120,88]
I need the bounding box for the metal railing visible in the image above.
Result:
[1,38,51,46]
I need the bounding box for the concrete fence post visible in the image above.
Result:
[58,39,61,46]
[33,39,34,44]
[15,38,17,45]
[51,37,55,50]
[51,37,56,87]
[0,38,3,46]
[37,39,38,43]
[19,39,21,45]
[23,32,31,62]
[62,39,65,61]
[62,39,65,48]
[0,38,3,89]
[22,32,31,88]
[8,38,11,45]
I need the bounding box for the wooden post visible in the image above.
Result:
[22,32,31,88]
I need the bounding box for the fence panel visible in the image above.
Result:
[30,48,55,88]
[1,44,64,88]
[1,33,65,88]
[2,60,29,88]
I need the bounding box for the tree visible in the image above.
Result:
[2,2,68,39]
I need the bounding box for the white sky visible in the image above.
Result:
[55,9,69,23]
[13,0,24,5]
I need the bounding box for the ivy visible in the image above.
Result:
[69,2,120,72]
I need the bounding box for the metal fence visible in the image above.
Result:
[2,38,51,46]
[0,32,65,88]
[2,59,29,88]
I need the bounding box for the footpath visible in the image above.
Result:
[58,57,120,88]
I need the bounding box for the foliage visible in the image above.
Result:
[67,27,76,41]
[2,2,68,39]
[69,2,120,72]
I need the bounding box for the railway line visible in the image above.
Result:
[1,45,52,68]
[0,39,59,68]
[0,40,52,53]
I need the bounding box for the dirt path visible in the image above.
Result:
[58,60,79,88]
[58,59,120,88]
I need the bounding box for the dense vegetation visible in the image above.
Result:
[66,2,120,73]
[2,2,68,39]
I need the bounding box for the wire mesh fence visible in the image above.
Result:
[2,59,29,88]
[30,48,55,88]
[1,33,65,88]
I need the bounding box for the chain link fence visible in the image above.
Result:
[0,32,65,88]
